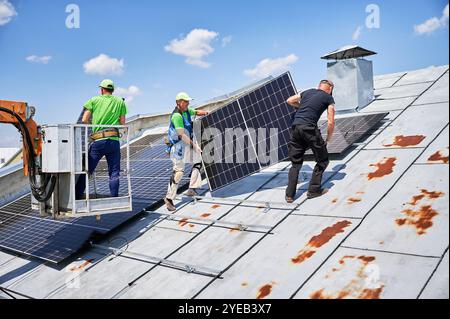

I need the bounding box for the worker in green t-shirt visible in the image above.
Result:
[164,92,208,211]
[75,79,128,199]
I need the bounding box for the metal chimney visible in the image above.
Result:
[322,45,377,112]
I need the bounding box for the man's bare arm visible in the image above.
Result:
[120,115,126,125]
[82,110,91,124]
[326,104,335,143]
[176,128,202,153]
[195,109,209,116]
[286,94,301,108]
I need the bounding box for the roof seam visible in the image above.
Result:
[339,245,442,259]
[417,246,449,299]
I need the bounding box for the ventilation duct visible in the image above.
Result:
[322,45,377,112]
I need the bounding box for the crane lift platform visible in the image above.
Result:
[0,99,133,219]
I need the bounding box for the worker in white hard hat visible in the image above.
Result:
[164,92,209,211]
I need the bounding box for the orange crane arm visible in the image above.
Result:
[0,100,42,176]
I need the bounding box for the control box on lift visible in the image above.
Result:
[41,125,83,173]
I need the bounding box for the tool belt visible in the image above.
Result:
[90,128,120,141]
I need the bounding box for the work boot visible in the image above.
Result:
[307,188,329,199]
[285,196,294,204]
[164,198,176,211]
[185,188,198,197]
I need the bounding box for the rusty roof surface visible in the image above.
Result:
[0,65,448,299]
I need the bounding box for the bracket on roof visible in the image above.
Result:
[177,195,297,211]
[263,202,271,214]
[92,243,222,277]
[151,211,272,233]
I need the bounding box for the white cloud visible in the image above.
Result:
[414,4,449,35]
[83,54,124,75]
[221,35,232,47]
[0,0,16,26]
[244,54,299,78]
[115,85,141,104]
[26,55,52,64]
[352,26,363,41]
[165,28,219,68]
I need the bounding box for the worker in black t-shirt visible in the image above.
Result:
[285,80,336,203]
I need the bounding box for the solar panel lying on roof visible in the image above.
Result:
[306,113,388,155]
[0,132,189,263]
[196,72,297,191]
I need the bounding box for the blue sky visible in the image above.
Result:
[0,0,448,147]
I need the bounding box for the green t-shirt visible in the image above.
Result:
[171,107,196,129]
[84,95,128,141]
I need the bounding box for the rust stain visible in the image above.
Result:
[200,213,211,218]
[428,149,449,164]
[360,287,385,299]
[70,259,94,272]
[310,289,326,299]
[383,135,426,147]
[291,250,316,264]
[367,157,397,180]
[311,286,384,299]
[339,255,375,265]
[331,198,338,204]
[396,205,439,235]
[211,204,221,209]
[256,283,275,299]
[178,218,189,227]
[229,226,241,234]
[396,189,444,235]
[346,191,365,204]
[358,256,376,263]
[347,197,362,204]
[310,255,384,299]
[310,221,353,248]
[241,282,248,287]
[409,189,444,205]
[291,221,352,264]
[189,224,195,228]
[410,195,425,206]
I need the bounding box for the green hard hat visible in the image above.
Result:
[176,92,194,101]
[99,79,115,90]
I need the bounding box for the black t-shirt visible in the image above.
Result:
[292,89,335,126]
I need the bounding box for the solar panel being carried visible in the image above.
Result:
[196,72,297,191]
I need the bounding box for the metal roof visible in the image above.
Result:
[0,64,448,299]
